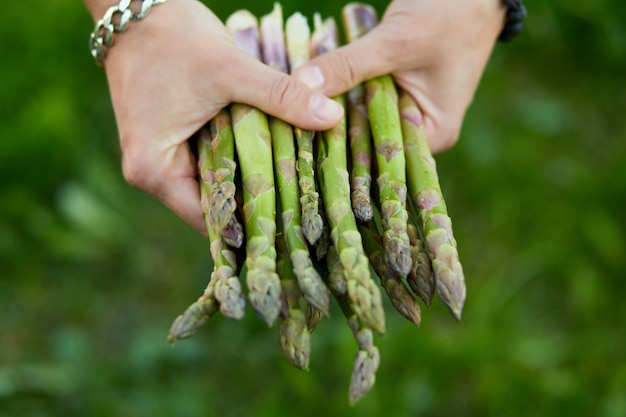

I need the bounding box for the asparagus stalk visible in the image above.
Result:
[407,220,435,306]
[285,12,324,245]
[200,126,246,320]
[347,83,374,223]
[347,315,380,406]
[342,4,412,279]
[313,16,385,335]
[208,110,244,248]
[276,236,311,370]
[226,11,282,326]
[359,222,422,326]
[326,245,380,405]
[399,90,466,319]
[167,272,217,342]
[167,126,244,342]
[260,3,330,317]
[314,199,331,261]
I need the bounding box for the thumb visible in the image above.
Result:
[228,54,344,131]
[293,32,393,97]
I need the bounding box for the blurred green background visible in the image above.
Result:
[1,0,625,416]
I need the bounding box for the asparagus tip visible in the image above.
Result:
[221,215,244,248]
[384,238,412,277]
[248,270,282,326]
[278,312,311,370]
[351,194,373,223]
[342,3,379,43]
[167,304,211,343]
[302,211,324,245]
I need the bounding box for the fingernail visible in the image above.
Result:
[296,65,325,89]
[310,93,343,122]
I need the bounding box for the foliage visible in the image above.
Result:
[1,1,625,416]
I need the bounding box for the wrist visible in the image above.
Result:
[84,0,116,21]
[88,0,170,66]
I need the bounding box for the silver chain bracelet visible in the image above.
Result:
[89,0,169,67]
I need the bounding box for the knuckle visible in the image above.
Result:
[330,52,360,88]
[268,75,299,110]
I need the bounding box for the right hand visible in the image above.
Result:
[96,0,343,234]
[295,0,506,153]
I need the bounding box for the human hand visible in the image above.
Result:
[295,0,506,152]
[88,0,343,234]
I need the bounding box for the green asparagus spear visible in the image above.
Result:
[167,192,219,342]
[226,11,282,326]
[276,236,311,370]
[347,315,380,405]
[313,16,385,335]
[342,4,412,278]
[260,3,330,316]
[347,83,374,223]
[360,222,422,326]
[326,245,380,405]
[399,90,466,319]
[199,126,246,320]
[314,199,331,261]
[167,126,245,342]
[208,110,244,248]
[167,277,217,342]
[407,220,435,306]
[285,12,324,245]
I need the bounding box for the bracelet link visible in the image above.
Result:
[499,0,526,42]
[89,0,168,67]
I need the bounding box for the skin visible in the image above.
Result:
[83,0,505,235]
[296,0,506,152]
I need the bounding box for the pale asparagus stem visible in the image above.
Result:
[407,221,435,306]
[347,84,374,223]
[286,12,323,245]
[342,3,379,42]
[227,11,281,326]
[313,17,385,335]
[260,3,288,72]
[342,4,412,278]
[208,110,244,248]
[359,223,421,326]
[399,90,466,320]
[261,4,331,317]
[326,245,380,405]
[276,241,311,371]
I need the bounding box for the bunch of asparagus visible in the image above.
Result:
[167,2,466,404]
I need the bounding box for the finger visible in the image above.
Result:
[228,54,344,131]
[293,31,394,97]
[419,102,463,154]
[122,139,207,236]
